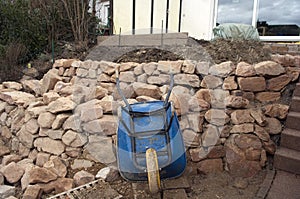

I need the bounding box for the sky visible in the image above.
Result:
[217,0,300,26]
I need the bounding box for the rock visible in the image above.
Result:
[233,177,249,189]
[79,105,103,123]
[47,97,76,113]
[17,127,36,148]
[264,117,282,135]
[119,71,136,83]
[28,167,57,184]
[196,159,224,174]
[147,74,170,85]
[182,60,196,74]
[42,92,60,104]
[186,113,204,132]
[1,126,12,142]
[263,140,276,154]
[207,145,226,158]
[21,79,42,96]
[52,113,70,129]
[84,135,116,164]
[157,61,182,73]
[264,104,289,119]
[174,74,200,87]
[223,76,238,90]
[2,162,25,183]
[163,189,188,199]
[46,178,74,194]
[254,61,285,76]
[3,81,22,90]
[234,134,262,150]
[200,75,223,89]
[230,124,254,134]
[23,185,42,199]
[182,129,200,148]
[0,144,10,156]
[73,170,95,186]
[195,61,210,75]
[36,153,50,167]
[204,109,230,126]
[37,112,56,128]
[267,75,291,91]
[235,62,256,77]
[82,115,117,136]
[25,119,39,134]
[225,95,249,108]
[250,109,267,126]
[1,154,22,165]
[0,91,35,106]
[71,159,93,170]
[260,149,267,167]
[34,138,65,155]
[0,173,4,185]
[231,110,254,124]
[143,63,157,75]
[40,69,62,94]
[96,166,119,182]
[189,147,207,162]
[238,77,266,92]
[202,125,220,147]
[231,90,255,101]
[62,114,81,132]
[43,157,67,178]
[188,96,210,112]
[62,130,88,147]
[133,82,161,99]
[286,67,300,81]
[0,185,15,199]
[133,64,143,75]
[53,59,77,68]
[245,148,261,161]
[254,125,270,141]
[209,61,235,77]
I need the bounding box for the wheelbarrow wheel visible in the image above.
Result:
[146,148,161,194]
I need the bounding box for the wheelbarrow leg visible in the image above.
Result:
[146,148,161,194]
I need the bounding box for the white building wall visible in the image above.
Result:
[135,0,152,34]
[114,0,133,34]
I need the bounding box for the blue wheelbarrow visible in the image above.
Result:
[115,68,186,193]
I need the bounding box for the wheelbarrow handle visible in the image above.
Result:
[164,73,174,106]
[116,66,132,111]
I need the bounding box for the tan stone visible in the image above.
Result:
[2,162,25,183]
[34,138,65,155]
[267,75,291,91]
[28,167,57,184]
[201,75,223,89]
[182,60,196,74]
[133,82,161,99]
[286,67,300,81]
[23,185,42,199]
[264,104,289,119]
[62,130,88,147]
[202,125,220,147]
[235,62,256,77]
[40,69,62,94]
[174,74,200,87]
[21,79,42,96]
[73,170,95,186]
[43,157,67,178]
[209,61,235,77]
[147,74,170,85]
[0,91,35,106]
[83,115,117,135]
[182,129,200,148]
[157,61,182,74]
[254,61,285,76]
[264,117,282,135]
[230,124,254,134]
[189,147,207,162]
[37,112,56,129]
[255,92,281,102]
[254,125,270,141]
[223,76,238,90]
[250,109,267,126]
[225,95,249,108]
[204,109,230,126]
[52,113,70,130]
[195,61,210,75]
[231,110,255,124]
[245,148,261,161]
[47,97,76,113]
[238,77,266,92]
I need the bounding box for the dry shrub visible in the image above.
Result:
[5,41,28,65]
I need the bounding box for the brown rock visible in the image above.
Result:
[286,67,300,81]
[188,96,210,112]
[264,117,282,135]
[43,157,67,178]
[264,104,289,119]
[182,130,200,148]
[234,134,262,150]
[36,153,50,167]
[230,123,254,134]
[223,76,238,90]
[231,110,254,124]
[133,82,161,99]
[233,177,249,189]
[231,90,255,101]
[235,62,256,77]
[0,91,35,106]
[28,167,57,184]
[47,178,74,194]
[174,74,200,87]
[225,95,249,108]
[47,97,76,113]
[196,159,224,174]
[186,113,204,132]
[256,92,281,102]
[267,75,291,91]
[204,109,230,126]
[2,162,25,183]
[0,145,11,159]
[189,147,207,162]
[254,61,285,76]
[207,145,226,158]
[238,77,266,92]
[202,125,220,147]
[40,69,62,94]
[209,61,235,77]
[62,130,88,147]
[245,148,261,161]
[263,140,276,154]
[25,119,39,135]
[200,75,223,89]
[73,170,95,186]
[3,81,22,90]
[23,185,42,199]
[34,138,65,156]
[260,149,267,167]
[250,109,267,126]
[195,89,211,103]
[254,125,270,141]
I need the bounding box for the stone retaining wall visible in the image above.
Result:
[264,43,300,56]
[0,54,299,198]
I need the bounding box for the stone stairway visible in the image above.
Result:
[274,83,300,174]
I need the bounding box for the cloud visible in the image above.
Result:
[217,0,300,26]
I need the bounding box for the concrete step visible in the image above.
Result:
[280,128,300,151]
[290,96,300,112]
[293,83,300,97]
[285,111,300,130]
[274,147,300,174]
